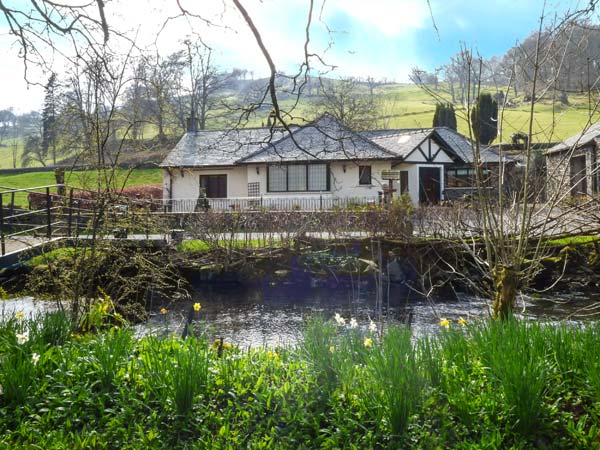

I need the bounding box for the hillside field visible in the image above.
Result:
[0,168,162,207]
[2,83,599,173]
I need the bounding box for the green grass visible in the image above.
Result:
[0,168,162,207]
[0,138,25,169]
[2,312,600,448]
[176,238,287,253]
[548,235,600,247]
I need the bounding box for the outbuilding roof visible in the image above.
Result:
[546,121,600,154]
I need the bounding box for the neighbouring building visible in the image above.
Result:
[160,114,506,211]
[546,122,600,199]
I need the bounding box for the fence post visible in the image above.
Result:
[9,192,15,224]
[67,188,74,237]
[46,187,52,239]
[0,192,5,256]
[76,200,81,237]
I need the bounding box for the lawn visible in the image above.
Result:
[0,168,162,208]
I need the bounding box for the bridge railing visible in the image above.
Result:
[0,184,164,256]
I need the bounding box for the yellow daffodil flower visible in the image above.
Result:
[439,318,450,328]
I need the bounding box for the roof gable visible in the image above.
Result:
[238,114,397,163]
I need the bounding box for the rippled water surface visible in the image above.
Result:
[138,284,600,347]
[5,284,599,347]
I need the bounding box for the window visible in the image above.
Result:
[268,165,287,192]
[288,165,307,191]
[446,168,491,188]
[308,164,327,191]
[400,171,409,193]
[247,182,260,197]
[267,163,329,192]
[359,165,372,185]
[200,175,227,198]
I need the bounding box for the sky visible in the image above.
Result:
[0,0,594,112]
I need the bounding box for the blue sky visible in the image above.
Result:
[0,0,594,111]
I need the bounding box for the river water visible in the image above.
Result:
[4,286,599,347]
[138,284,600,347]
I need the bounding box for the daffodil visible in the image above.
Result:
[364,337,373,348]
[329,345,335,353]
[16,331,29,344]
[368,320,377,332]
[193,302,202,312]
[267,351,279,360]
[15,311,24,320]
[334,313,346,326]
[31,353,40,365]
[439,318,450,329]
[458,317,467,326]
[349,318,358,329]
[160,308,168,315]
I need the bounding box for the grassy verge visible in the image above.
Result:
[1,313,600,448]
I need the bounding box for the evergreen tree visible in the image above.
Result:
[471,93,498,145]
[432,103,457,131]
[42,74,58,165]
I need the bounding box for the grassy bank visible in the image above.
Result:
[1,312,599,449]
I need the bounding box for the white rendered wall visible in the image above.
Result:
[168,166,248,211]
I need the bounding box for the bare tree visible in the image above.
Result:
[313,77,378,131]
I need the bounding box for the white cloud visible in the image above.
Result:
[328,0,430,37]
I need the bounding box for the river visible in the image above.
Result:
[4,285,599,347]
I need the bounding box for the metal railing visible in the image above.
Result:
[167,195,381,212]
[0,184,160,256]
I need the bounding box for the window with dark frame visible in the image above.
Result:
[359,165,372,185]
[400,171,409,193]
[267,163,329,192]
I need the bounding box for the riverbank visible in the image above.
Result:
[3,233,600,324]
[1,313,599,448]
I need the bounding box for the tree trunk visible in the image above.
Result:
[492,265,518,320]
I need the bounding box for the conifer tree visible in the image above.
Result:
[42,74,59,165]
[432,103,457,131]
[471,93,498,145]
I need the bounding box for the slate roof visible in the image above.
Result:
[159,128,290,167]
[160,114,505,167]
[239,114,396,163]
[546,121,600,154]
[361,129,433,158]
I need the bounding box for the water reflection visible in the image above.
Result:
[139,284,600,347]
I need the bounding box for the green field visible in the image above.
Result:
[0,168,162,207]
[3,83,599,172]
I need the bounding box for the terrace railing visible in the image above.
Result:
[167,195,380,212]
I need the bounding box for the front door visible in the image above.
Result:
[419,167,441,204]
[200,175,227,198]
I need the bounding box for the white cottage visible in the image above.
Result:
[160,114,490,211]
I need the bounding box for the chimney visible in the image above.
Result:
[186,117,199,133]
